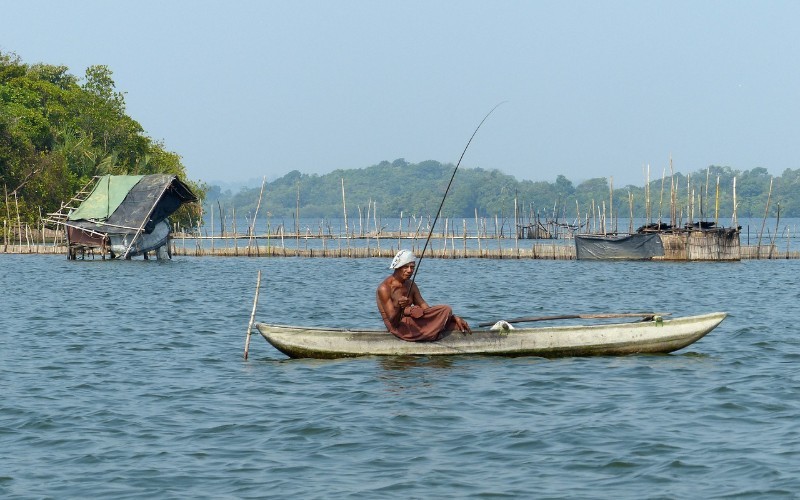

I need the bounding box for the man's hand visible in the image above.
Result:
[397,295,410,308]
[454,315,471,334]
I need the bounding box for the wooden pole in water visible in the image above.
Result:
[244,269,262,360]
[14,192,22,247]
[463,219,467,257]
[628,191,634,234]
[659,167,666,226]
[770,203,781,259]
[608,177,614,234]
[732,177,738,230]
[374,201,381,254]
[645,164,650,226]
[669,158,675,228]
[705,167,710,223]
[232,206,238,256]
[398,210,403,250]
[786,225,791,259]
[296,183,301,255]
[514,193,519,257]
[250,176,267,256]
[475,208,481,254]
[715,175,720,227]
[756,177,772,257]
[3,184,10,252]
[341,178,348,239]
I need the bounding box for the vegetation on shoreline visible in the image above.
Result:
[206,159,797,224]
[0,51,203,229]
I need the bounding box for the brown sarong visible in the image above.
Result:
[385,304,454,342]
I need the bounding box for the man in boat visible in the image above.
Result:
[376,249,471,341]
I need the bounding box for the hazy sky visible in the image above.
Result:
[2,0,798,187]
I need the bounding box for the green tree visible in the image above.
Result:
[0,51,202,227]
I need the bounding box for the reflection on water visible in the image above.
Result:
[378,355,456,372]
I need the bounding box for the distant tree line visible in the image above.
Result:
[205,159,799,227]
[3,50,797,236]
[0,51,203,230]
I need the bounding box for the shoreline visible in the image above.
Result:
[2,242,797,260]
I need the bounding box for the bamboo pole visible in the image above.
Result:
[14,192,22,247]
[495,214,501,253]
[450,224,456,258]
[704,167,710,223]
[398,210,403,249]
[341,178,348,238]
[628,191,634,234]
[463,219,467,256]
[770,203,780,259]
[669,157,675,228]
[732,177,738,230]
[196,210,202,256]
[757,177,773,257]
[674,169,681,228]
[38,207,45,250]
[296,183,301,255]
[608,177,614,234]
[232,206,238,256]
[514,194,519,257]
[644,164,650,225]
[475,208,481,254]
[601,201,606,235]
[250,176,267,256]
[374,201,380,254]
[244,269,262,360]
[659,167,666,226]
[786,225,791,259]
[3,184,9,252]
[715,175,720,227]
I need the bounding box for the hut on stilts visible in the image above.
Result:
[45,174,197,260]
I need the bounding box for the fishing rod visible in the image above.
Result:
[410,101,506,288]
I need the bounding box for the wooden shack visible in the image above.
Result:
[46,174,196,259]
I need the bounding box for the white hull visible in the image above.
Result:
[255,312,726,359]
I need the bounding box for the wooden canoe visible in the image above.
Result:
[254,312,726,359]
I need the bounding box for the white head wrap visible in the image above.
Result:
[389,249,417,269]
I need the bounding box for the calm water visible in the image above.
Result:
[1,254,799,499]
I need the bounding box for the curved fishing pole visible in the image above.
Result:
[410,101,506,287]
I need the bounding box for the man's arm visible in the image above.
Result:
[377,283,402,327]
[409,283,430,309]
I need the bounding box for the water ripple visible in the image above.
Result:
[2,255,800,498]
